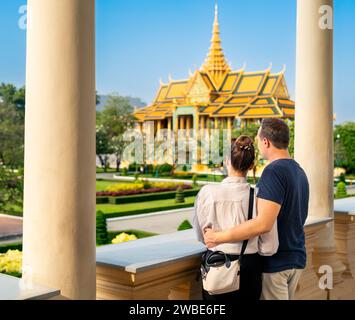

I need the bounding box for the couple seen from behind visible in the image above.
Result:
[193,118,309,301]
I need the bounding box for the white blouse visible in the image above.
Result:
[192,176,279,256]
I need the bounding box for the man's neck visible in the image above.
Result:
[268,149,292,163]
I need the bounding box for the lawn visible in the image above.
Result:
[97,196,196,218]
[96,179,131,191]
[96,167,118,174]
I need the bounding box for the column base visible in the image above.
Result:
[295,223,328,300]
[334,214,355,300]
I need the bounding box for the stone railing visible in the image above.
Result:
[334,197,355,300]
[96,217,335,300]
[0,273,60,300]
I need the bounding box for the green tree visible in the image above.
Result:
[233,122,260,183]
[287,120,295,158]
[0,166,24,215]
[96,125,112,172]
[97,94,135,172]
[0,101,24,168]
[334,122,355,174]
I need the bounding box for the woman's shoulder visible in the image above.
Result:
[198,182,249,203]
[198,184,217,197]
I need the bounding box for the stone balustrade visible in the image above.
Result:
[0,273,60,300]
[96,217,335,300]
[333,197,355,300]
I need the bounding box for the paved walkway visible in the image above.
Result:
[107,208,194,235]
[0,215,23,242]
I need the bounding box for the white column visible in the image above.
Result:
[23,0,96,299]
[295,0,345,283]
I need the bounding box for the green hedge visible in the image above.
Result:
[96,197,109,204]
[99,189,200,205]
[0,243,23,254]
[102,202,195,219]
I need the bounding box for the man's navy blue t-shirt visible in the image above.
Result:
[257,159,309,273]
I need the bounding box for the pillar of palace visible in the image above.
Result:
[295,0,346,295]
[186,117,192,135]
[214,118,219,130]
[23,0,96,299]
[180,116,185,130]
[157,120,162,133]
[227,118,232,130]
[200,116,206,130]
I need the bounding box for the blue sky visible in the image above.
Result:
[0,0,354,123]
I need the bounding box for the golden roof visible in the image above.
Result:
[135,5,295,122]
[201,5,231,89]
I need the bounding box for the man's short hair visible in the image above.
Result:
[259,119,290,150]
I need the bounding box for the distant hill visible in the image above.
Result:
[96,94,147,111]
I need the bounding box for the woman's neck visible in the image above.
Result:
[228,170,247,178]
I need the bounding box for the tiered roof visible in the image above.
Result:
[135,5,295,122]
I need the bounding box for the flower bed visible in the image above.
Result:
[0,250,22,278]
[97,181,192,197]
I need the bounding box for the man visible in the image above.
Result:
[204,118,309,300]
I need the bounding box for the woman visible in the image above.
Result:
[193,136,278,300]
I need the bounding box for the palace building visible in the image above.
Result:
[134,5,295,134]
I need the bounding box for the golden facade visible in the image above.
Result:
[134,5,295,134]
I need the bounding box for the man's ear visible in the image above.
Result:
[263,137,271,148]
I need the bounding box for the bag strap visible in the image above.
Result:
[238,187,254,265]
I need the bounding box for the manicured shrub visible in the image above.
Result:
[96,197,109,204]
[142,179,151,189]
[122,167,128,176]
[157,163,173,176]
[336,182,347,199]
[192,174,198,187]
[178,220,193,231]
[175,187,185,203]
[96,211,108,245]
[128,163,138,172]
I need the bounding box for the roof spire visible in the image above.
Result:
[201,3,231,87]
